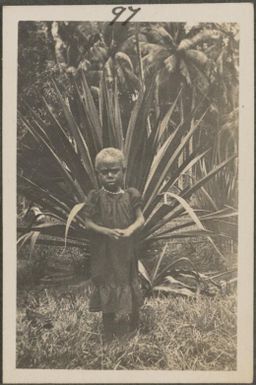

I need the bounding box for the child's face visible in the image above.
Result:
[97,157,124,192]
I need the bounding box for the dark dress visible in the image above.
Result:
[84,187,144,315]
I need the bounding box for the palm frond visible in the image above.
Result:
[177,29,222,51]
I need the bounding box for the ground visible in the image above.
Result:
[16,237,237,370]
[16,286,236,370]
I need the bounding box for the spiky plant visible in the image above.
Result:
[18,70,236,290]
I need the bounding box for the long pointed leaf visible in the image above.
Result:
[143,108,209,212]
[52,80,97,187]
[36,237,88,248]
[18,175,70,215]
[113,76,124,149]
[153,286,195,297]
[152,244,168,283]
[20,116,86,201]
[29,231,40,259]
[143,154,237,239]
[138,260,152,287]
[144,148,209,220]
[80,70,103,147]
[42,97,93,193]
[17,231,33,252]
[148,228,213,242]
[143,191,208,239]
[101,73,123,149]
[182,155,237,201]
[153,88,182,149]
[124,75,156,188]
[156,257,197,280]
[64,202,87,252]
[18,223,86,241]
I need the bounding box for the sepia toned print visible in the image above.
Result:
[3,3,254,384]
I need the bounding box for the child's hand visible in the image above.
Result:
[104,228,123,240]
[117,228,134,238]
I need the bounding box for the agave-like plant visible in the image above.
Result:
[17,70,236,288]
[192,108,238,244]
[138,244,235,298]
[138,244,200,298]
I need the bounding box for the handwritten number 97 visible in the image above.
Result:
[110,6,141,25]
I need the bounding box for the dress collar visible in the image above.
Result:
[102,186,124,195]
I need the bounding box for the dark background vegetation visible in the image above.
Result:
[16,20,238,370]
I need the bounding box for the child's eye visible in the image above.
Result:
[101,169,119,175]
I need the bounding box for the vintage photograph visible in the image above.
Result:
[2,3,254,383]
[16,18,239,370]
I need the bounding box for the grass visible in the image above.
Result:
[16,287,237,370]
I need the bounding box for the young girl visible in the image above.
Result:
[84,147,145,342]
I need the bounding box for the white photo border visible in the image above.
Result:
[3,3,254,383]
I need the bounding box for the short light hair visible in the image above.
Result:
[95,147,125,170]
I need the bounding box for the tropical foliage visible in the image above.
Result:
[17,21,238,292]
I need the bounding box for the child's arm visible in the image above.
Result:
[119,207,145,238]
[85,218,123,240]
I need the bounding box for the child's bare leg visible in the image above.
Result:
[130,302,140,332]
[102,312,115,342]
[115,314,129,336]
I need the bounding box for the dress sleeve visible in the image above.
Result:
[128,188,143,210]
[83,190,99,219]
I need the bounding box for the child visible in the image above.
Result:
[84,147,145,342]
